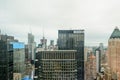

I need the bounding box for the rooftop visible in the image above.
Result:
[110,27,120,39]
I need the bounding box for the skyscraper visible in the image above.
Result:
[58,30,84,80]
[0,40,13,80]
[11,42,25,76]
[95,49,101,73]
[28,33,36,64]
[108,27,120,80]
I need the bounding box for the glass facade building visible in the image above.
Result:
[28,33,36,64]
[58,30,84,80]
[10,42,25,75]
[35,50,77,80]
[0,40,13,80]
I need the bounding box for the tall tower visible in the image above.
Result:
[58,29,84,80]
[28,33,36,64]
[108,27,120,79]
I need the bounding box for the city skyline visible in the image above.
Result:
[1,0,120,46]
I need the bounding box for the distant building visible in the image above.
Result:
[25,45,29,62]
[48,40,56,50]
[11,42,25,77]
[40,37,47,50]
[95,43,105,73]
[58,30,84,80]
[99,43,104,55]
[28,33,36,64]
[85,52,96,80]
[108,27,120,80]
[96,49,101,73]
[50,40,54,45]
[34,50,77,80]
[0,40,13,80]
[0,34,18,42]
[84,47,93,62]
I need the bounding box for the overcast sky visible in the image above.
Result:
[0,0,120,46]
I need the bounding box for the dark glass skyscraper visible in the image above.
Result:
[0,40,13,80]
[58,30,84,80]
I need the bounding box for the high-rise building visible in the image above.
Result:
[11,42,25,76]
[94,43,105,73]
[0,34,18,42]
[0,31,26,80]
[85,52,96,80]
[34,50,77,80]
[108,27,120,80]
[84,47,93,62]
[0,40,13,80]
[28,33,36,64]
[58,30,84,80]
[25,44,29,61]
[95,49,101,73]
[28,33,34,43]
[40,37,47,50]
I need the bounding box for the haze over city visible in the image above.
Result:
[0,0,120,46]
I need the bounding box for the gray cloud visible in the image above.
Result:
[0,0,120,46]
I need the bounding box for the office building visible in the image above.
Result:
[34,50,77,80]
[95,50,101,73]
[11,42,25,76]
[95,43,105,73]
[58,30,84,80]
[25,45,29,62]
[48,40,56,50]
[85,52,96,80]
[84,47,93,62]
[0,40,13,80]
[0,34,18,42]
[108,27,120,79]
[40,37,47,50]
[28,33,36,64]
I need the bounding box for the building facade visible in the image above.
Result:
[95,49,101,73]
[108,27,120,80]
[85,52,96,80]
[25,44,29,62]
[11,42,25,76]
[58,30,84,80]
[0,40,13,80]
[34,50,77,80]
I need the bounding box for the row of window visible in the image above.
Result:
[39,52,76,59]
